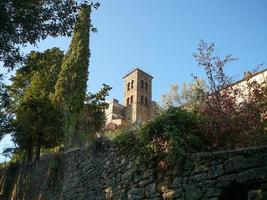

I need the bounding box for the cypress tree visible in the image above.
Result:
[53,5,91,148]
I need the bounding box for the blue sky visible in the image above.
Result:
[0,0,267,161]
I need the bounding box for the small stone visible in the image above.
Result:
[208,164,224,179]
[145,183,156,197]
[184,185,203,200]
[127,188,145,199]
[138,178,152,187]
[172,177,182,188]
[205,187,221,197]
[143,169,154,179]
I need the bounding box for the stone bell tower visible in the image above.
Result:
[123,68,153,123]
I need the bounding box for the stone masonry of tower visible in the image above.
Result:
[123,68,153,123]
[105,68,157,130]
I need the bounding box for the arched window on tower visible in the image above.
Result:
[127,97,130,106]
[141,80,144,88]
[127,82,130,90]
[131,95,133,103]
[141,95,144,104]
[131,80,134,89]
[145,82,148,90]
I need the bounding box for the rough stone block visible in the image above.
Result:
[172,177,182,188]
[145,182,156,198]
[205,187,221,197]
[127,188,145,199]
[184,185,203,200]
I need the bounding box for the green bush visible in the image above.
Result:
[139,107,205,167]
[111,125,140,151]
[103,107,205,169]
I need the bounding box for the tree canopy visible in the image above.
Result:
[0,1,113,162]
[161,40,266,149]
[81,84,112,137]
[0,0,79,69]
[193,40,267,148]
[9,48,64,161]
[161,79,208,111]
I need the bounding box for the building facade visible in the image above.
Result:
[105,68,157,130]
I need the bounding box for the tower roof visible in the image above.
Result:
[123,68,153,79]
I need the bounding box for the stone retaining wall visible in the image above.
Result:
[0,141,267,200]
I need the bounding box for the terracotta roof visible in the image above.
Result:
[123,68,153,79]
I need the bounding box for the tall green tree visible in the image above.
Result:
[0,0,79,69]
[9,48,64,161]
[14,96,62,162]
[53,5,91,148]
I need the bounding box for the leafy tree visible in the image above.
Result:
[81,84,112,135]
[14,96,63,161]
[0,74,12,140]
[8,48,64,102]
[0,0,79,69]
[53,4,91,148]
[161,79,208,111]
[194,40,267,149]
[9,48,64,161]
